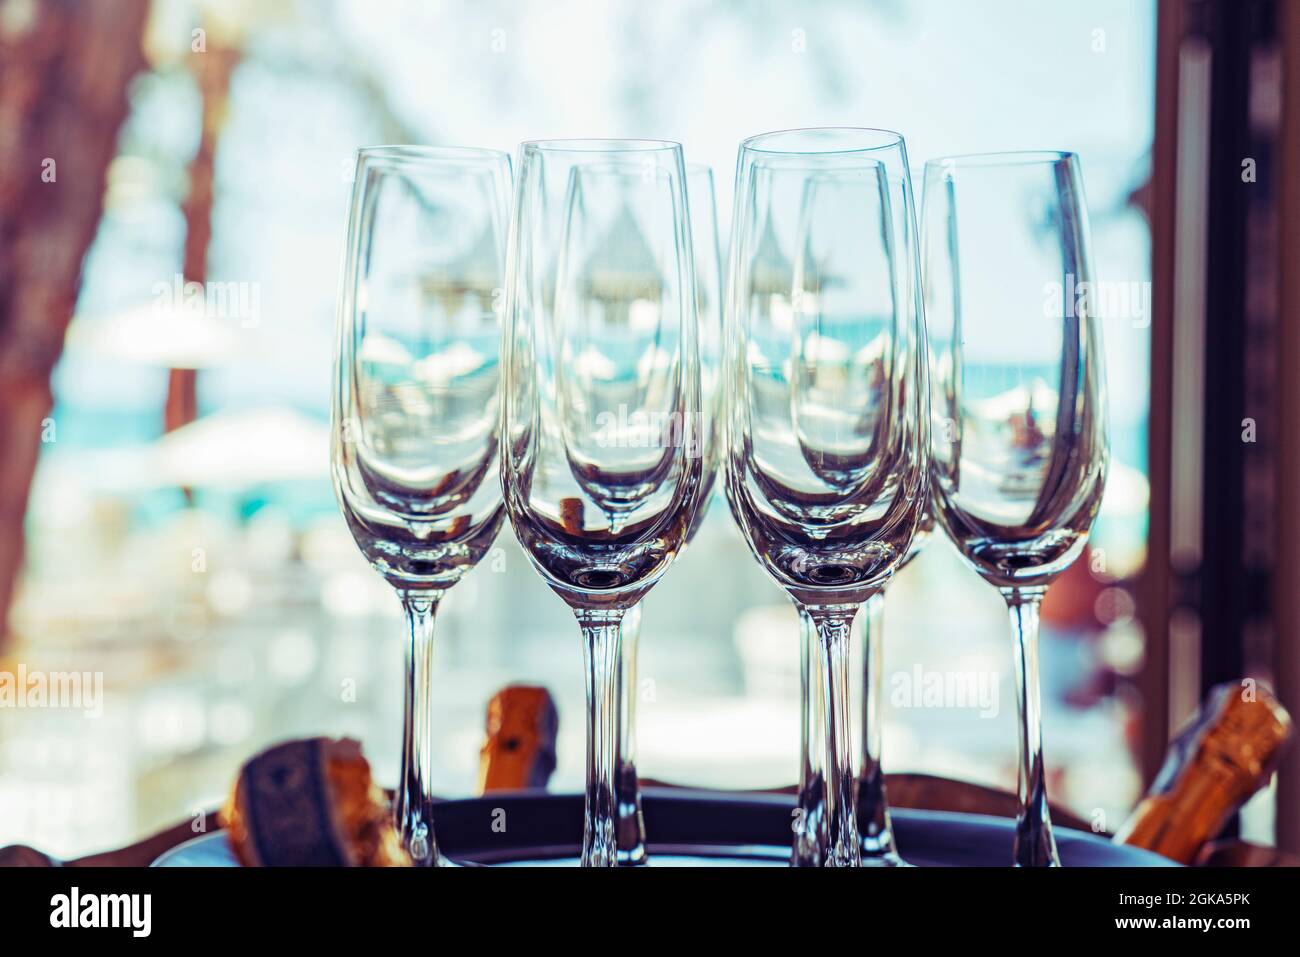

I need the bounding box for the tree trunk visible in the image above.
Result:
[0,0,150,648]
[165,38,242,443]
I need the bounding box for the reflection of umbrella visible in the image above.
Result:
[751,210,792,296]
[581,204,663,306]
[970,380,1060,422]
[65,303,246,369]
[418,225,501,317]
[154,407,327,489]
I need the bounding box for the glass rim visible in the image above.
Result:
[356,145,510,167]
[520,138,683,154]
[740,127,905,156]
[924,149,1077,170]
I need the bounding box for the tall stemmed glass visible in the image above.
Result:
[331,146,512,865]
[502,140,702,867]
[798,517,933,869]
[613,163,723,865]
[922,152,1107,866]
[725,128,929,867]
[853,296,936,865]
[855,510,933,865]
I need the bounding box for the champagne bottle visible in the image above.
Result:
[478,685,559,792]
[1113,681,1293,863]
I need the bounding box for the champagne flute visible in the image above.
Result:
[854,287,937,864]
[331,145,512,865]
[725,128,929,867]
[502,140,702,867]
[613,163,723,865]
[795,609,828,864]
[855,508,933,865]
[921,151,1108,866]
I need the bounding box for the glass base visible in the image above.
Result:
[861,850,912,867]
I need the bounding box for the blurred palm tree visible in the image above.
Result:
[0,0,151,650]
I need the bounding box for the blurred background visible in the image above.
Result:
[1,0,1293,861]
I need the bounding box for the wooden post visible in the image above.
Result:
[166,33,242,439]
[1139,0,1185,786]
[1273,0,1300,856]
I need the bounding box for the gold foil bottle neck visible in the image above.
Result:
[1114,682,1293,864]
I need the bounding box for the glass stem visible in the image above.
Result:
[396,591,443,867]
[793,607,826,865]
[804,603,862,867]
[614,601,647,865]
[1003,587,1060,867]
[577,609,623,867]
[857,591,901,863]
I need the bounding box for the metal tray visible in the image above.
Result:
[154,787,1178,867]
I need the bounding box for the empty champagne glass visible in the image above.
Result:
[922,151,1108,866]
[853,290,936,864]
[855,507,932,865]
[613,163,723,865]
[331,146,511,866]
[502,140,702,867]
[725,128,929,867]
[795,613,826,864]
[803,330,936,871]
